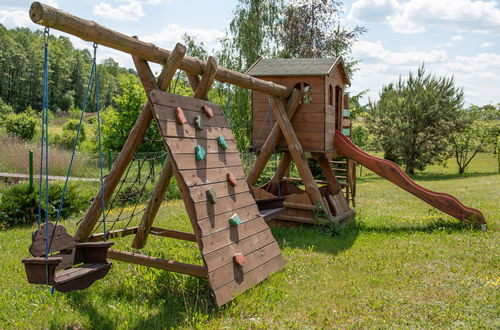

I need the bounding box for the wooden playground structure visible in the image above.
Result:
[22,2,486,307]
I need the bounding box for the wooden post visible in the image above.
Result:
[268,152,292,195]
[270,96,324,207]
[74,43,185,242]
[246,89,302,185]
[194,56,217,99]
[29,2,291,98]
[317,157,342,195]
[186,74,200,92]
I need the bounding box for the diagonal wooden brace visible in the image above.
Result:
[194,56,217,99]
[246,89,302,185]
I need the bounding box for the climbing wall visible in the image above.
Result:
[149,90,285,306]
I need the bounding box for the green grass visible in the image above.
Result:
[0,155,498,328]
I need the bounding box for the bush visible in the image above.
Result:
[0,99,13,123]
[0,182,91,228]
[4,112,36,140]
[52,119,86,150]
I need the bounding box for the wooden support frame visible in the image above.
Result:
[107,249,208,278]
[75,43,185,242]
[149,227,197,242]
[270,96,324,207]
[268,152,292,195]
[88,226,139,242]
[246,90,302,185]
[317,156,342,195]
[194,56,217,99]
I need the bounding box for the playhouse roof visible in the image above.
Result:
[246,57,350,84]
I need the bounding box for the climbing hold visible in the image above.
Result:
[227,172,238,187]
[194,115,204,130]
[202,104,213,118]
[195,145,206,160]
[229,213,241,226]
[175,107,186,124]
[233,253,245,267]
[217,135,228,150]
[206,187,217,204]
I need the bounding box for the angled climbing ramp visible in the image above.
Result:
[149,90,285,306]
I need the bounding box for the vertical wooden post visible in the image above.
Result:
[246,89,302,185]
[270,96,324,207]
[28,149,34,192]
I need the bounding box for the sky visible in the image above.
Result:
[0,0,499,106]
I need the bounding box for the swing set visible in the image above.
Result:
[21,2,485,307]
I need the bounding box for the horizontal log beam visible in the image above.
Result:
[29,2,291,98]
[88,226,139,242]
[149,227,197,242]
[107,249,208,278]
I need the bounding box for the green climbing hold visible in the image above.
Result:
[217,135,228,150]
[194,115,204,130]
[195,145,206,160]
[229,213,241,226]
[206,187,217,204]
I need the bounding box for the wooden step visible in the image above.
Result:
[259,208,286,222]
[54,262,111,292]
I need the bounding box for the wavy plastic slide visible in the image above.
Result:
[334,131,486,227]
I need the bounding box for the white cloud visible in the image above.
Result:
[451,35,463,41]
[143,23,224,53]
[93,1,144,21]
[480,42,493,48]
[348,0,500,35]
[0,9,31,28]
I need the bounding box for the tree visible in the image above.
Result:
[450,106,496,174]
[367,65,464,174]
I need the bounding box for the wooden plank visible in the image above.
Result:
[89,226,139,242]
[164,137,237,154]
[157,43,187,91]
[317,157,342,194]
[155,105,230,128]
[208,241,281,290]
[132,153,174,249]
[194,192,256,220]
[30,223,74,257]
[158,120,233,140]
[253,121,326,133]
[180,166,245,187]
[149,227,197,242]
[29,2,292,98]
[253,111,332,123]
[189,178,249,203]
[151,90,222,114]
[198,209,261,237]
[277,214,316,224]
[212,254,284,306]
[203,228,276,272]
[201,216,269,254]
[173,152,242,171]
[282,201,316,211]
[194,56,217,99]
[107,249,208,278]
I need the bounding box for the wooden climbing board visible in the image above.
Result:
[149,90,285,306]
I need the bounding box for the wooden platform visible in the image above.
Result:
[150,90,285,306]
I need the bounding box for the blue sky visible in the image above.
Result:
[1,0,499,106]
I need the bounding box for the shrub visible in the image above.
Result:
[4,112,36,140]
[52,119,86,150]
[0,99,14,123]
[0,182,91,228]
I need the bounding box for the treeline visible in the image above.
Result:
[0,23,132,113]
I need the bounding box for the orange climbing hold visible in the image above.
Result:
[175,107,186,124]
[233,253,245,267]
[202,104,213,118]
[227,172,238,186]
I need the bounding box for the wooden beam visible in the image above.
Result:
[88,226,139,242]
[316,156,342,195]
[270,96,324,207]
[29,2,291,98]
[157,43,187,91]
[131,153,174,249]
[107,249,208,278]
[187,74,200,92]
[246,89,302,185]
[194,56,217,99]
[74,44,182,242]
[268,152,292,195]
[149,227,197,242]
[282,201,316,211]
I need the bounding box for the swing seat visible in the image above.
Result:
[22,223,113,292]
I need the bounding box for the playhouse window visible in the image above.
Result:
[293,82,312,104]
[329,84,334,105]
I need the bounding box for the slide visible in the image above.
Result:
[334,131,486,227]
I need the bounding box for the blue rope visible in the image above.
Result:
[37,29,48,231]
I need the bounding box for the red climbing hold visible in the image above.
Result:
[202,105,213,118]
[233,253,245,267]
[227,172,237,187]
[175,107,187,124]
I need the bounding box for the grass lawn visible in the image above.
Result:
[0,154,498,328]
